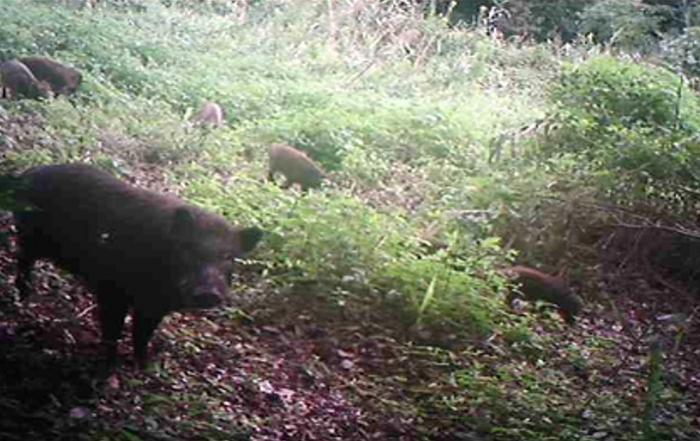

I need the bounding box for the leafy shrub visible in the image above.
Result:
[543,55,700,214]
[659,27,700,89]
[551,55,700,132]
[179,170,513,342]
[579,0,663,53]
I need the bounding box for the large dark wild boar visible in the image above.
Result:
[502,265,583,325]
[268,143,327,192]
[10,163,263,372]
[0,60,52,100]
[18,56,82,96]
[193,101,225,127]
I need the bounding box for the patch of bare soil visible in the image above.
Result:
[593,264,700,422]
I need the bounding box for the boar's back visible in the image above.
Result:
[18,56,82,95]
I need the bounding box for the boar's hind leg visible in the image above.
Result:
[132,309,165,369]
[96,291,130,371]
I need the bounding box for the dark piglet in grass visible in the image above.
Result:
[8,163,263,373]
[0,59,52,100]
[18,56,82,96]
[502,265,583,325]
[413,229,583,325]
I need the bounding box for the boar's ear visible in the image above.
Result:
[171,207,198,237]
[237,227,264,254]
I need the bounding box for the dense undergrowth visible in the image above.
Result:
[0,0,699,440]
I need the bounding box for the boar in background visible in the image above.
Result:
[0,60,53,100]
[503,265,583,325]
[18,56,82,96]
[268,143,327,192]
[193,101,226,127]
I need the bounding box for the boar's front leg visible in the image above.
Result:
[96,290,130,373]
[14,211,45,301]
[132,308,165,369]
[15,248,36,301]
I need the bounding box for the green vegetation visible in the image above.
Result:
[544,55,700,214]
[0,0,698,440]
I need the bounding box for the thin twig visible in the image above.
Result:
[615,222,700,240]
[76,303,97,319]
[343,57,378,88]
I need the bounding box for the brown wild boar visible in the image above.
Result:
[194,101,225,127]
[18,56,82,96]
[10,163,263,373]
[0,59,52,100]
[502,265,583,325]
[268,143,327,191]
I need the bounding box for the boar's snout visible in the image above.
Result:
[179,265,229,310]
[191,288,225,309]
